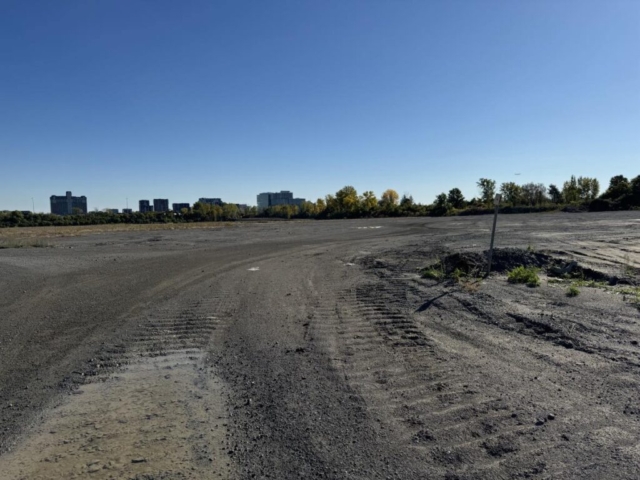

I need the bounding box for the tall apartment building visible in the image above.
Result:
[139,200,153,213]
[172,203,190,212]
[257,191,305,211]
[198,198,222,206]
[122,208,133,214]
[50,191,87,215]
[153,199,169,212]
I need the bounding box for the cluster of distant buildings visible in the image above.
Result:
[257,191,305,211]
[137,198,228,213]
[48,191,304,215]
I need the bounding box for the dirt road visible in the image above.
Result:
[1,212,639,479]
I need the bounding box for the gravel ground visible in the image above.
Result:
[0,211,639,479]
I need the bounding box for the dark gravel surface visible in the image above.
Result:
[0,211,639,479]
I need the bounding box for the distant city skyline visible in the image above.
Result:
[1,1,638,211]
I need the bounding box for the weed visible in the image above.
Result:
[450,268,465,282]
[421,258,447,281]
[422,266,443,280]
[566,285,580,297]
[507,266,540,287]
[622,254,635,277]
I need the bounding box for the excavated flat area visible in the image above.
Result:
[0,212,639,479]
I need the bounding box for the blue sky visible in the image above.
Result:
[1,0,638,211]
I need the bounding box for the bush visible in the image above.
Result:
[566,285,580,297]
[507,266,540,287]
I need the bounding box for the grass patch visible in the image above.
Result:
[566,285,580,297]
[507,266,540,287]
[571,279,608,288]
[422,266,444,280]
[0,238,51,249]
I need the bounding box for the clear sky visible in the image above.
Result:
[1,0,638,212]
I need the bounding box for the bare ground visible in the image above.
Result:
[0,212,639,479]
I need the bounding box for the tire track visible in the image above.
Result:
[308,253,640,480]
[1,284,236,480]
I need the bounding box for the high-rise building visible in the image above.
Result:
[153,199,169,212]
[198,198,222,206]
[172,203,190,212]
[257,193,270,211]
[153,198,169,212]
[50,191,87,215]
[139,200,153,212]
[122,208,133,214]
[257,191,304,211]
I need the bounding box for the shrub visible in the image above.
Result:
[566,285,580,297]
[507,266,540,287]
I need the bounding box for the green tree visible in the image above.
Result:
[324,194,338,215]
[212,205,223,221]
[477,178,496,205]
[335,186,359,214]
[577,177,599,201]
[222,204,238,220]
[601,175,631,200]
[562,176,580,203]
[447,188,465,209]
[431,193,450,216]
[521,183,547,206]
[548,184,563,204]
[400,194,414,207]
[500,182,522,206]
[299,201,317,217]
[630,175,640,206]
[360,191,378,213]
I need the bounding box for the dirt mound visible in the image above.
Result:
[432,248,612,281]
[434,248,549,277]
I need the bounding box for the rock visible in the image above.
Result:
[535,418,545,426]
[131,457,147,463]
[631,340,638,346]
[88,464,101,473]
[547,413,556,420]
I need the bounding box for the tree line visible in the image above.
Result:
[1,173,638,228]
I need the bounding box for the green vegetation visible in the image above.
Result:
[507,266,541,287]
[422,265,444,280]
[2,172,639,228]
[450,268,465,282]
[622,254,636,277]
[0,238,50,249]
[566,285,580,297]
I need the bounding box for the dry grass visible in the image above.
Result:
[0,238,52,249]
[0,222,236,241]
